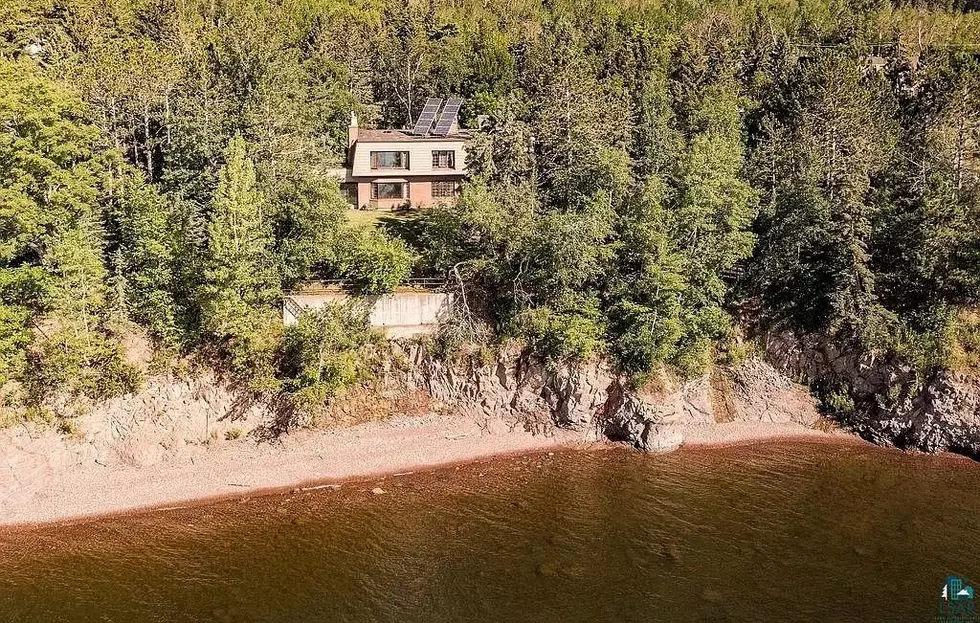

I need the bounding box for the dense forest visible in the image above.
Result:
[1,0,979,424]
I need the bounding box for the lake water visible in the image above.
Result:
[1,441,977,622]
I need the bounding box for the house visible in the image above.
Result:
[337,97,470,210]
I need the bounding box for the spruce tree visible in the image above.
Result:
[199,134,280,367]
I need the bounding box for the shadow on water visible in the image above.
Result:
[0,442,977,623]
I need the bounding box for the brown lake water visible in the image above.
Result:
[0,441,978,622]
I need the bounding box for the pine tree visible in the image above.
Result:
[749,51,899,346]
[609,66,755,374]
[199,134,279,361]
[113,175,185,345]
[0,58,136,400]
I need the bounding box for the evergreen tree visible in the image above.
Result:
[199,134,280,371]
[0,58,135,400]
[113,175,185,345]
[874,53,980,328]
[609,66,755,374]
[749,52,899,346]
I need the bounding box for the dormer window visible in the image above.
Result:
[371,151,409,169]
[432,150,455,169]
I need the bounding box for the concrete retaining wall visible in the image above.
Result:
[283,291,452,338]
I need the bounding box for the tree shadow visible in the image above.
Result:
[377,211,428,252]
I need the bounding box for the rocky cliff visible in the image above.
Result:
[7,337,974,526]
[3,373,271,472]
[388,342,823,452]
[17,335,977,467]
[763,331,980,458]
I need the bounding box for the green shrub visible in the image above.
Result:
[57,417,81,437]
[279,301,381,412]
[824,388,856,419]
[512,305,604,364]
[949,309,980,371]
[337,228,416,294]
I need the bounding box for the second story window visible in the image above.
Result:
[431,150,455,169]
[371,151,409,169]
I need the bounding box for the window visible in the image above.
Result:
[431,150,455,169]
[371,182,407,200]
[431,181,457,198]
[370,151,409,169]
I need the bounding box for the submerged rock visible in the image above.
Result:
[641,425,684,453]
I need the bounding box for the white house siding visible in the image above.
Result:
[350,140,468,177]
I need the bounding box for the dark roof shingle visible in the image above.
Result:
[356,128,471,143]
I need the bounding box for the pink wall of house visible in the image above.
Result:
[350,177,462,210]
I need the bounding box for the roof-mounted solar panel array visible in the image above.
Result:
[408,97,462,136]
[410,97,443,135]
[432,97,462,136]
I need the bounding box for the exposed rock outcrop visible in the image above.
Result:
[2,342,828,471]
[865,371,980,457]
[9,373,270,471]
[762,330,980,458]
[397,342,616,433]
[388,342,822,452]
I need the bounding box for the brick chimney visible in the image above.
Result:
[348,112,358,149]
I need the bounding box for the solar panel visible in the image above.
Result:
[432,97,462,136]
[410,97,443,135]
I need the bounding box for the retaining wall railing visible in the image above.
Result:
[290,278,446,294]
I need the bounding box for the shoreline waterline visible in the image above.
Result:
[0,416,874,532]
[3,440,977,623]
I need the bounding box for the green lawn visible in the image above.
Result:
[345,209,417,229]
[346,208,427,249]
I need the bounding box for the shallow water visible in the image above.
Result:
[1,441,978,622]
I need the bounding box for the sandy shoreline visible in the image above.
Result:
[0,414,851,530]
